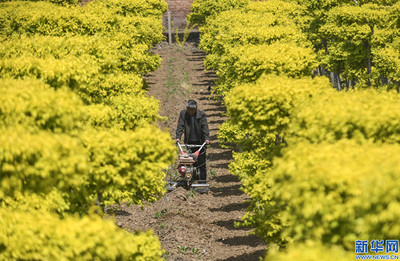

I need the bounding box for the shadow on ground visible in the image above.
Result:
[217,249,266,261]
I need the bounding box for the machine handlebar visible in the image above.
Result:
[176,141,207,153]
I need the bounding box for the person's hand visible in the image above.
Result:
[176,138,181,144]
[205,140,210,145]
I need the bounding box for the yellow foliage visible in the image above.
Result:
[0,127,88,208]
[266,241,353,261]
[81,125,176,205]
[87,94,164,130]
[188,0,249,25]
[248,140,400,249]
[199,5,302,56]
[0,0,172,258]
[225,75,332,134]
[198,1,314,96]
[0,38,159,103]
[95,0,168,18]
[194,1,400,260]
[1,190,70,214]
[229,42,317,78]
[373,43,400,82]
[0,78,87,133]
[0,207,164,260]
[210,42,317,95]
[288,88,400,144]
[109,94,163,130]
[0,1,165,43]
[0,35,162,76]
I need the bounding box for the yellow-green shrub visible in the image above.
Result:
[1,190,71,214]
[0,0,172,257]
[108,94,162,130]
[0,1,112,36]
[85,73,146,104]
[187,0,250,25]
[210,42,318,95]
[221,76,333,208]
[225,75,332,135]
[373,39,400,82]
[391,1,400,29]
[248,140,400,249]
[199,6,302,57]
[228,141,275,181]
[0,86,175,209]
[218,119,253,149]
[97,73,145,99]
[0,1,164,44]
[0,208,164,261]
[295,0,400,87]
[228,42,317,79]
[0,78,87,133]
[81,125,176,205]
[0,0,165,106]
[98,0,168,18]
[198,1,313,95]
[0,76,161,133]
[0,0,81,5]
[0,55,100,103]
[0,86,174,210]
[265,241,353,261]
[0,36,161,75]
[218,121,277,191]
[86,94,163,130]
[0,128,89,210]
[319,4,389,84]
[0,0,175,209]
[288,88,400,144]
[0,56,159,106]
[0,37,159,103]
[86,104,119,129]
[244,0,303,18]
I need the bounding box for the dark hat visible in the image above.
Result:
[186,100,197,109]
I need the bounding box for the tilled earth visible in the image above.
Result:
[114,39,266,261]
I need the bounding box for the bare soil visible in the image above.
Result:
[114,38,266,261]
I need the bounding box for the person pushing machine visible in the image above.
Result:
[176,100,210,181]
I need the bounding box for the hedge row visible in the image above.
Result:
[0,207,164,261]
[0,0,172,259]
[192,0,400,258]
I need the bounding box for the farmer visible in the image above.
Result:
[176,100,210,181]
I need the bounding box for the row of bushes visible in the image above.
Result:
[298,0,400,88]
[0,0,173,260]
[0,207,164,260]
[190,0,400,259]
[191,0,400,89]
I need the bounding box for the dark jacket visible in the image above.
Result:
[176,109,210,144]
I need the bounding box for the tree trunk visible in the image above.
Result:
[337,73,342,91]
[322,38,328,53]
[330,72,342,90]
[96,191,104,212]
[365,23,374,87]
[381,74,388,85]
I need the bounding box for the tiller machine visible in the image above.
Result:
[166,141,209,193]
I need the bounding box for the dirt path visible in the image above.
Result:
[115,39,266,261]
